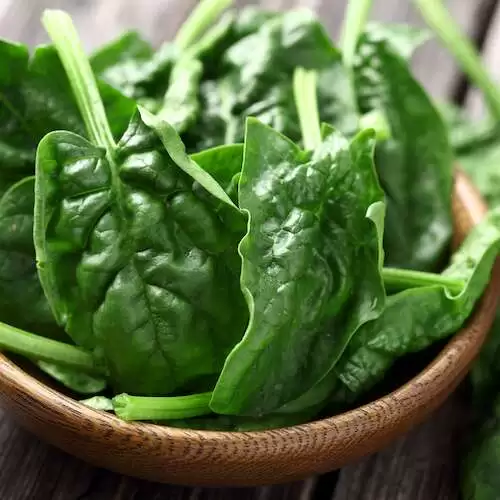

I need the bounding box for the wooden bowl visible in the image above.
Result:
[0,170,498,487]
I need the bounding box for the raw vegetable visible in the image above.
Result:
[0,0,497,436]
[35,10,246,395]
[211,118,386,416]
[354,31,453,271]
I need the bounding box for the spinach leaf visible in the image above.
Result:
[0,42,134,168]
[193,7,279,79]
[364,22,430,59]
[35,111,247,395]
[191,144,245,236]
[354,31,453,271]
[37,361,106,394]
[155,56,202,132]
[80,395,114,411]
[0,175,106,395]
[329,208,500,406]
[0,177,63,337]
[90,31,155,99]
[210,119,385,416]
[185,10,353,151]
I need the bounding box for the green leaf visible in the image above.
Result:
[90,31,155,98]
[0,177,64,337]
[155,57,203,133]
[91,35,177,103]
[185,10,353,151]
[0,40,134,190]
[330,208,500,406]
[192,7,279,77]
[365,22,430,59]
[34,111,247,395]
[140,107,237,208]
[210,119,385,416]
[37,360,106,394]
[80,395,114,411]
[354,31,453,271]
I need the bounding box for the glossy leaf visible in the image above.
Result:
[35,111,247,395]
[90,31,154,98]
[156,57,202,132]
[211,119,385,416]
[0,177,64,337]
[185,10,353,151]
[330,208,500,406]
[354,32,454,271]
[37,360,106,394]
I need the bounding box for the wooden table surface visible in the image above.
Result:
[0,0,498,498]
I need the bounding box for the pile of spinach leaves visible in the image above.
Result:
[0,0,499,455]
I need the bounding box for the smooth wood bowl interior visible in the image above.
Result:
[0,170,498,487]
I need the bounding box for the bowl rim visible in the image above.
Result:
[0,169,498,485]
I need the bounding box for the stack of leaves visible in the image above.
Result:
[0,0,499,444]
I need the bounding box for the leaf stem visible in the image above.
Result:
[382,267,465,295]
[415,0,500,122]
[293,67,322,150]
[175,0,233,51]
[113,392,213,421]
[340,0,374,67]
[0,322,103,375]
[42,10,115,152]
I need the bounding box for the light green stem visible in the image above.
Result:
[0,322,102,375]
[42,10,115,152]
[113,392,213,421]
[415,0,500,122]
[175,0,233,51]
[340,0,374,67]
[382,268,465,295]
[293,67,322,150]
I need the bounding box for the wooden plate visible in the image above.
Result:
[0,170,497,486]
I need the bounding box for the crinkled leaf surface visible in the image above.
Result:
[330,208,500,407]
[35,112,247,395]
[210,119,385,416]
[184,10,355,152]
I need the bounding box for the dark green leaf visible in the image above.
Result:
[155,57,202,132]
[0,177,64,337]
[210,119,385,416]
[37,360,106,394]
[185,10,351,151]
[90,31,154,98]
[91,34,176,102]
[35,111,247,395]
[330,208,500,406]
[354,32,454,271]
